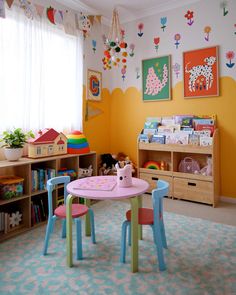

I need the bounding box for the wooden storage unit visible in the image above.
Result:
[0,152,97,242]
[137,129,219,206]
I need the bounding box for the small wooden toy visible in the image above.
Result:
[28,128,67,158]
[143,161,160,170]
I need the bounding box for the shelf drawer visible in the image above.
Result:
[173,177,213,204]
[139,172,172,195]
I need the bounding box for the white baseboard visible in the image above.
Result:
[220,196,236,204]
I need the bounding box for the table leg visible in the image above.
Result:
[138,196,142,240]
[66,194,74,267]
[130,196,139,273]
[84,198,91,236]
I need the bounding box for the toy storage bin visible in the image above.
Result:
[0,176,24,200]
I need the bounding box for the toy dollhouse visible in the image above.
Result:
[28,128,67,158]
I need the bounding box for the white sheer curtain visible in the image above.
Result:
[0,6,83,134]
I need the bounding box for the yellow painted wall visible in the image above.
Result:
[109,77,236,198]
[83,86,111,156]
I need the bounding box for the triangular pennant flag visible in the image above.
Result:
[34,3,44,17]
[6,0,14,8]
[85,104,103,121]
[95,15,101,24]
[63,10,77,36]
[88,15,94,26]
[0,0,6,18]
[19,0,34,20]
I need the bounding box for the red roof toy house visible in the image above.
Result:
[28,128,67,158]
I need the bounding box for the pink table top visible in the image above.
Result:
[67,176,149,200]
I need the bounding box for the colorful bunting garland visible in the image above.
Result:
[1,0,100,38]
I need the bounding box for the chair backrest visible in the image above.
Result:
[152,180,169,223]
[47,176,70,218]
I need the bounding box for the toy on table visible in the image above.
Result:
[113,152,136,175]
[99,152,136,176]
[115,163,132,188]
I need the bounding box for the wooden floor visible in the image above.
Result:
[143,195,236,226]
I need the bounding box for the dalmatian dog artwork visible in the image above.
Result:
[185,56,216,92]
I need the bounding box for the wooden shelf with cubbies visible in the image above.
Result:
[0,152,97,241]
[137,129,219,207]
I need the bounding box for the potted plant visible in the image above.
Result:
[0,128,34,161]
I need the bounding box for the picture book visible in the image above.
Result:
[75,177,117,191]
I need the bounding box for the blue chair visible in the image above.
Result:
[120,179,169,271]
[42,176,96,259]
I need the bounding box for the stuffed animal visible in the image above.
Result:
[200,157,212,176]
[99,153,117,175]
[78,165,93,178]
[115,163,132,187]
[113,152,136,175]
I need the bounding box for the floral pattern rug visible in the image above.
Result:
[0,200,236,295]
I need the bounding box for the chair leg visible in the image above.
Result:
[128,222,131,246]
[151,225,157,244]
[75,218,83,260]
[50,216,57,234]
[43,216,56,255]
[120,220,129,263]
[61,219,66,238]
[88,208,96,244]
[160,219,167,249]
[154,225,166,271]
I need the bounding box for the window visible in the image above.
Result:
[48,145,53,154]
[36,146,41,155]
[0,5,83,133]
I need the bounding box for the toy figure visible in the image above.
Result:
[115,163,132,187]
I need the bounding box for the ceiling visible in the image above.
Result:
[58,0,200,24]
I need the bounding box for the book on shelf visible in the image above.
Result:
[31,168,56,192]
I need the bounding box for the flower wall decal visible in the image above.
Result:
[137,23,144,37]
[226,51,235,68]
[135,67,140,79]
[173,62,181,78]
[174,33,181,49]
[153,37,160,52]
[204,26,211,41]
[129,43,135,57]
[220,1,228,16]
[184,10,194,25]
[92,40,96,53]
[160,17,167,32]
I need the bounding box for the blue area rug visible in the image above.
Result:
[0,200,236,295]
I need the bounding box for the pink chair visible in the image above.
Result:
[42,176,96,259]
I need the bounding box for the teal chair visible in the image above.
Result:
[120,179,169,271]
[42,176,96,259]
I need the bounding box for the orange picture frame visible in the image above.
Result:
[183,46,219,98]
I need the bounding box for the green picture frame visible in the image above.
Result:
[142,55,171,101]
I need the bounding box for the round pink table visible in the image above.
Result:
[66,176,149,273]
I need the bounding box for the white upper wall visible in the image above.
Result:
[84,0,236,91]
